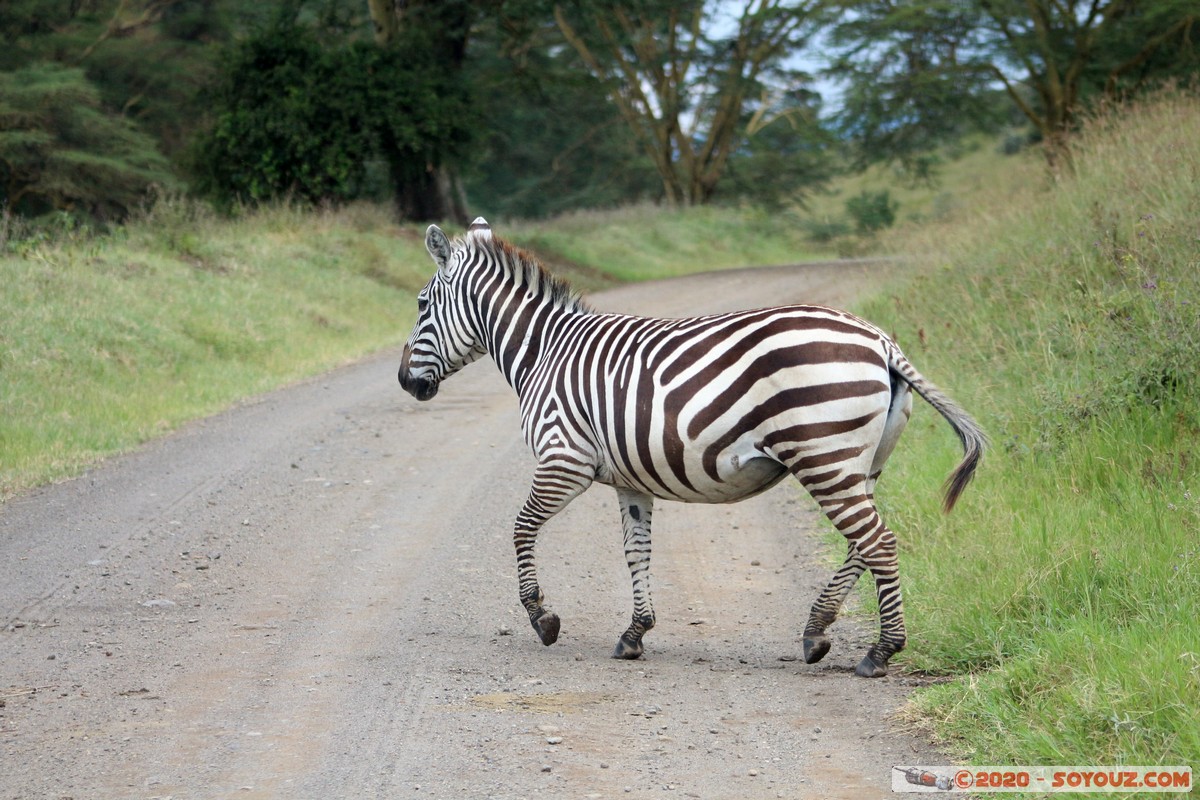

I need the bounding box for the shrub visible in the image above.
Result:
[845,188,898,233]
[191,19,471,209]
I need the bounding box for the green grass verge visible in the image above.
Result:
[1,201,431,500]
[851,89,1200,775]
[505,203,828,283]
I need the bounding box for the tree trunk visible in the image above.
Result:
[367,0,400,47]
[369,0,471,223]
[392,163,467,225]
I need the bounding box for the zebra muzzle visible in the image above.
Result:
[398,368,439,401]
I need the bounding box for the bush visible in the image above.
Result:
[801,216,852,243]
[845,188,898,233]
[191,19,471,209]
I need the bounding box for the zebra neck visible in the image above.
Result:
[481,276,582,396]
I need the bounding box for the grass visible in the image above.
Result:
[848,89,1200,778]
[0,200,432,500]
[505,202,829,283]
[796,132,1034,255]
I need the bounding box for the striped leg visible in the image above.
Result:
[802,477,906,678]
[613,488,656,660]
[803,476,883,663]
[514,459,594,647]
[801,540,867,664]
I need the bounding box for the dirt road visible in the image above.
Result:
[1,260,946,799]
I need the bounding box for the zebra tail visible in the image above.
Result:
[888,349,987,513]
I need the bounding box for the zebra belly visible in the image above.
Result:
[693,454,789,503]
[594,439,789,504]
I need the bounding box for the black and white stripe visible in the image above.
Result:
[398,218,985,677]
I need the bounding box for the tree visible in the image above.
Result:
[366,0,475,221]
[460,7,661,217]
[554,0,828,206]
[827,1,1003,179]
[0,63,176,218]
[976,0,1197,171]
[1,0,231,161]
[715,88,834,208]
[1101,5,1198,96]
[829,0,1199,174]
[191,14,472,211]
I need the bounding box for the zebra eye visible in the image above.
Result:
[417,296,429,313]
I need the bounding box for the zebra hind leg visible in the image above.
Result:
[804,479,906,678]
[802,540,867,665]
[612,488,656,660]
[513,460,594,647]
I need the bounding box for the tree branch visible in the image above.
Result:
[75,0,181,63]
[1105,13,1198,96]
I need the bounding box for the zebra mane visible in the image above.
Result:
[467,231,593,315]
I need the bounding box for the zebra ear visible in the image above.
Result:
[426,225,452,272]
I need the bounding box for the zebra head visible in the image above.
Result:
[397,218,492,401]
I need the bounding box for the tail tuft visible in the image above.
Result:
[940,414,986,513]
[887,348,987,513]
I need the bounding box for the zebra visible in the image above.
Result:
[398,218,985,678]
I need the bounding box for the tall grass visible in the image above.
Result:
[798,132,1032,241]
[856,90,1200,773]
[0,200,430,500]
[506,203,828,282]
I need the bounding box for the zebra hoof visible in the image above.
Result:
[611,635,644,660]
[531,612,560,646]
[802,636,831,664]
[854,651,889,678]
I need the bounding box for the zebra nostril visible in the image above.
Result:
[414,377,438,401]
[398,368,438,401]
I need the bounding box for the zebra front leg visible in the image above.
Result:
[514,459,594,647]
[613,488,655,660]
[802,541,868,664]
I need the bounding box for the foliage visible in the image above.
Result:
[0,63,176,219]
[190,15,472,209]
[828,0,1199,173]
[827,1,1004,179]
[3,0,1193,221]
[713,95,836,209]
[364,0,476,221]
[461,10,662,218]
[799,215,851,243]
[554,0,830,206]
[854,88,1200,768]
[844,189,897,234]
[0,0,231,160]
